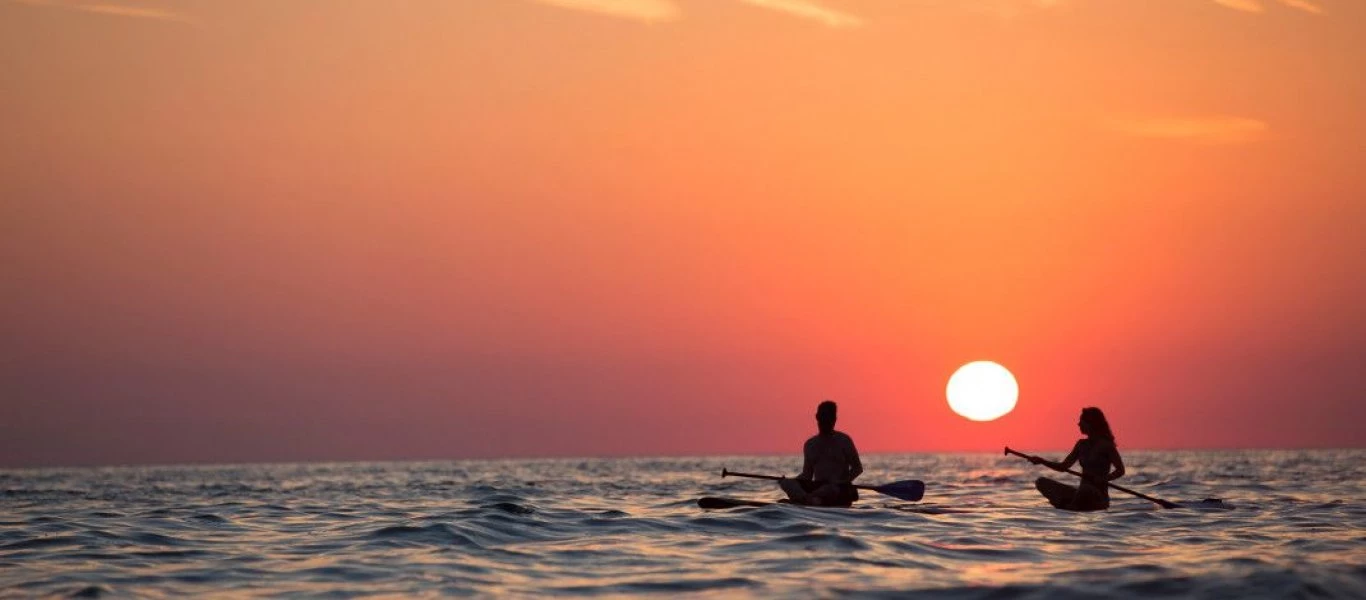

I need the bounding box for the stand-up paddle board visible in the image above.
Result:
[697,497,777,509]
[1035,478,1235,511]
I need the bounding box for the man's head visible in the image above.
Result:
[816,400,837,434]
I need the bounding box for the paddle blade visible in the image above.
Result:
[873,480,925,502]
[1173,498,1235,510]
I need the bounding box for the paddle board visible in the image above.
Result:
[1036,479,1235,511]
[696,497,864,509]
[697,497,776,509]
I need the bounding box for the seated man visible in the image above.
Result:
[780,400,862,507]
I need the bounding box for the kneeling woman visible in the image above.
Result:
[1031,407,1125,511]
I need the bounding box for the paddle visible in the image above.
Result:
[1003,446,1179,509]
[720,468,925,502]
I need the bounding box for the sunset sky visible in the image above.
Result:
[3,0,1364,467]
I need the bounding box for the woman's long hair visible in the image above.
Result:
[1081,407,1116,445]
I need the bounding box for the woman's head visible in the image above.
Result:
[1079,407,1115,442]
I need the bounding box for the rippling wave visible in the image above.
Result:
[2,451,1363,597]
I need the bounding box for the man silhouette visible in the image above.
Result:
[780,400,863,507]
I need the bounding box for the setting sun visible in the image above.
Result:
[946,361,1019,422]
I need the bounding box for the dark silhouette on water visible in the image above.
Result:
[696,496,772,509]
[711,469,924,504]
[1020,407,1126,511]
[1006,447,1190,510]
[778,400,863,507]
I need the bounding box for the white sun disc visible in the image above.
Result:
[946,361,1018,421]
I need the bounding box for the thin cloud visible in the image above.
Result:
[1106,116,1269,144]
[77,3,196,23]
[932,0,1319,21]
[1211,0,1265,13]
[958,0,1065,19]
[926,0,1320,18]
[1277,0,1325,15]
[1211,0,1326,14]
[6,0,197,23]
[531,0,680,23]
[738,0,864,28]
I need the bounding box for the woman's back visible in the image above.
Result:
[1077,439,1112,472]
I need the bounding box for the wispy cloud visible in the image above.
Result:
[1276,0,1325,15]
[6,0,197,24]
[1209,0,1325,14]
[530,0,680,23]
[1211,0,1264,13]
[930,0,1322,18]
[738,0,864,28]
[954,0,1066,19]
[1106,116,1269,144]
[77,3,196,23]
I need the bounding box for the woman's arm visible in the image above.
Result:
[1107,448,1126,482]
[1031,441,1081,472]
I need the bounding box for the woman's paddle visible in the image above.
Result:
[720,468,925,502]
[1004,446,1179,509]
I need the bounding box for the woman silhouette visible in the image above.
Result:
[1030,407,1126,511]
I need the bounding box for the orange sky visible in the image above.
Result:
[3,0,1364,466]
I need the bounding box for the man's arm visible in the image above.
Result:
[798,441,815,481]
[845,438,863,483]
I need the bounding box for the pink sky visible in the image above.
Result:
[2,0,1364,467]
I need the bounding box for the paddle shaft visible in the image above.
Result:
[1004,447,1178,509]
[720,468,924,502]
[721,469,872,490]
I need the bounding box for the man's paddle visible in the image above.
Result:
[1003,446,1179,509]
[720,468,925,502]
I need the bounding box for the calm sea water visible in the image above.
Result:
[2,450,1364,598]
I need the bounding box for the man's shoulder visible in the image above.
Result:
[806,431,856,446]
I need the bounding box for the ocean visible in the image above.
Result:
[2,450,1363,598]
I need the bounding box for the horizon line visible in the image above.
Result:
[3,445,1361,472]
